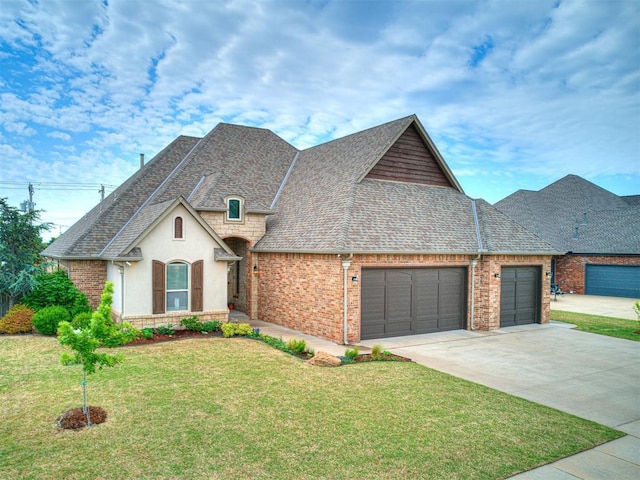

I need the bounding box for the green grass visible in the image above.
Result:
[0,336,623,480]
[551,310,640,341]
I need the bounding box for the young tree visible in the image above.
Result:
[0,198,51,308]
[57,282,139,425]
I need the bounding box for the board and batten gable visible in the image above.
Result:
[109,203,229,324]
[365,124,454,187]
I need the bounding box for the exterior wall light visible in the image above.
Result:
[545,271,552,277]
[351,276,358,283]
[494,273,501,278]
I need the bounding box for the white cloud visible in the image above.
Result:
[0,0,638,232]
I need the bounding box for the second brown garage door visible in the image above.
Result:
[500,266,541,327]
[361,268,467,340]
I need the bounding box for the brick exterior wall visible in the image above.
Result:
[65,260,108,309]
[257,252,552,343]
[555,254,640,294]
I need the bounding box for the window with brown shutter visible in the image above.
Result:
[191,260,203,312]
[174,216,183,239]
[152,260,166,314]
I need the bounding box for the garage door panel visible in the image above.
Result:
[387,285,412,319]
[585,265,640,298]
[362,267,466,340]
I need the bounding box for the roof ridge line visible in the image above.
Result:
[270,151,300,210]
[336,183,358,251]
[99,137,204,257]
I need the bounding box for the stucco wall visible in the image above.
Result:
[121,205,229,323]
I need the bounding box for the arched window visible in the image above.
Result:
[174,216,183,239]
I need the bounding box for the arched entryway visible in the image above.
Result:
[224,237,252,314]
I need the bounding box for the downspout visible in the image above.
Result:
[120,264,125,321]
[113,261,126,322]
[341,254,353,345]
[470,200,484,330]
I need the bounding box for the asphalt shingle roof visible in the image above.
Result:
[45,114,559,260]
[43,135,201,259]
[494,174,640,254]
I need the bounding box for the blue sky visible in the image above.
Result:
[1,0,638,240]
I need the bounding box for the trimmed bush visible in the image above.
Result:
[71,312,93,330]
[23,269,91,318]
[0,304,35,334]
[221,322,254,338]
[32,306,71,335]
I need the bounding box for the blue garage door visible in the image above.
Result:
[585,265,640,298]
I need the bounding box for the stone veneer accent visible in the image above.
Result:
[199,211,268,319]
[64,260,108,309]
[554,254,640,294]
[257,252,552,344]
[122,309,229,330]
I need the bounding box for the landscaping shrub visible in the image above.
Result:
[201,321,221,333]
[156,324,175,335]
[221,323,236,338]
[344,346,359,360]
[32,306,70,335]
[286,338,308,355]
[259,333,287,350]
[371,344,384,360]
[0,304,35,334]
[23,270,91,318]
[141,328,154,339]
[180,316,203,332]
[221,322,254,338]
[71,312,92,330]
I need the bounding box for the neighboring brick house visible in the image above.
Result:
[44,115,559,343]
[495,175,640,299]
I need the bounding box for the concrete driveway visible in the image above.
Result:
[361,323,640,428]
[360,323,640,479]
[551,293,639,320]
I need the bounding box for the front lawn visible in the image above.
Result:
[0,336,623,480]
[551,310,640,341]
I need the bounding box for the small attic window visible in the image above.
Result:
[174,216,184,239]
[226,197,243,222]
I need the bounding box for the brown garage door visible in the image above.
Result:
[361,268,467,340]
[500,266,541,327]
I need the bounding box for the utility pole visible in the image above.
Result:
[99,184,105,202]
[28,183,34,211]
[21,183,35,213]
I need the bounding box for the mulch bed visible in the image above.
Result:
[125,329,221,346]
[57,406,107,429]
[349,353,412,363]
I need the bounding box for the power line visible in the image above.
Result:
[0,181,117,212]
